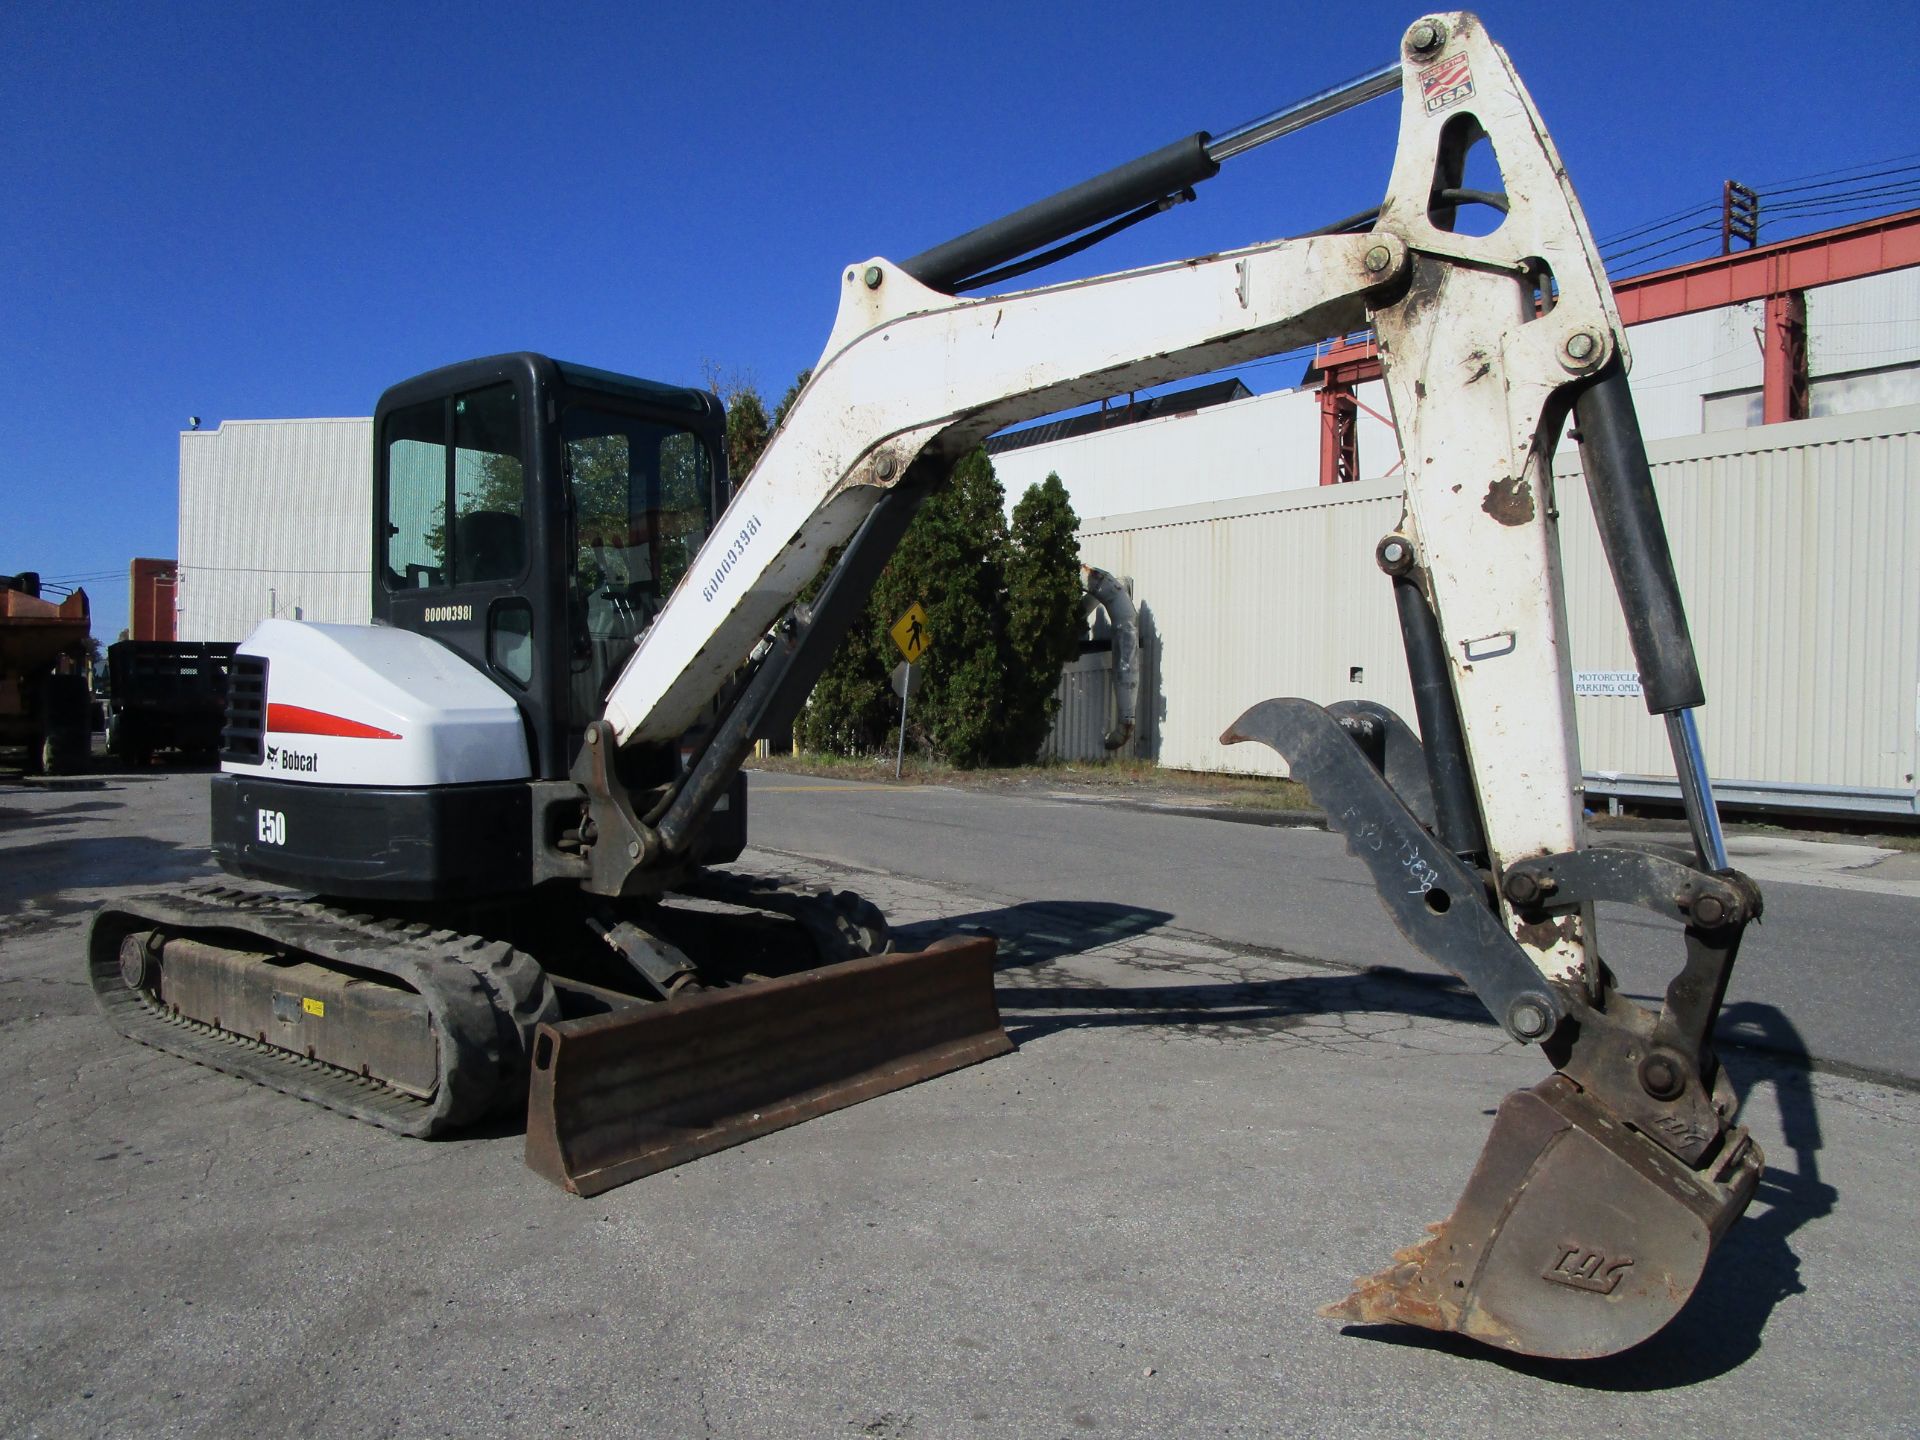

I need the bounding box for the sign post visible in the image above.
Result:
[889,604,931,779]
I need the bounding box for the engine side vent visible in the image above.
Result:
[220,656,268,764]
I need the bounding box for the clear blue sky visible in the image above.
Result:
[4,1,1912,629]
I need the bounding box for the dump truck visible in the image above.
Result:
[1,573,93,774]
[104,640,239,765]
[89,13,1764,1361]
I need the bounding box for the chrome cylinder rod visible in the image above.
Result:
[1206,62,1403,164]
[1666,708,1730,872]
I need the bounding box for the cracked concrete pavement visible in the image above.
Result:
[2,770,1917,1438]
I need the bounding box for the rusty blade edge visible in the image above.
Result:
[525,937,1008,1196]
[543,1031,1013,1197]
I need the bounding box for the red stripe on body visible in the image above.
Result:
[266,702,402,740]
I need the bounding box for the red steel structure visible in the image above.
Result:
[1611,207,1920,426]
[1315,207,1920,479]
[130,558,177,642]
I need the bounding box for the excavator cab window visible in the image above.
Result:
[563,402,712,726]
[382,383,527,590]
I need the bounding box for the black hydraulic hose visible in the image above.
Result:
[901,134,1219,293]
[1572,365,1705,715]
[1392,574,1488,860]
[948,192,1193,294]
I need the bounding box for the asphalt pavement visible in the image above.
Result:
[1,767,1916,1438]
[746,772,1920,1087]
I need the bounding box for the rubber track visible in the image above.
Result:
[87,885,558,1138]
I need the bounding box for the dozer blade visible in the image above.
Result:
[1324,1073,1762,1359]
[526,935,1009,1195]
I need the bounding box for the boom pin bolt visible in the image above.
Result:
[1364,245,1393,274]
[1506,997,1552,1041]
[863,265,884,290]
[1504,871,1541,906]
[1375,534,1415,575]
[1640,1052,1686,1100]
[1407,20,1443,53]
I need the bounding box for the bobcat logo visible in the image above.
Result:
[265,745,278,764]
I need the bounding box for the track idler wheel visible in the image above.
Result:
[118,930,162,994]
[1323,1072,1762,1359]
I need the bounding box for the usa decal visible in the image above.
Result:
[1419,52,1474,113]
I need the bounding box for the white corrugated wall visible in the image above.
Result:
[1557,405,1920,802]
[1077,481,1412,777]
[991,379,1397,515]
[1076,405,1920,812]
[177,418,374,641]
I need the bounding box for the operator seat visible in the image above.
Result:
[456,510,525,585]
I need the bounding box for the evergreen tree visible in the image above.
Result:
[1001,472,1082,762]
[773,368,812,429]
[870,448,1009,768]
[725,386,771,481]
[795,449,1083,769]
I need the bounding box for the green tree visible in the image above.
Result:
[870,448,1009,767]
[773,368,812,429]
[1001,472,1082,762]
[726,387,771,481]
[797,449,1083,769]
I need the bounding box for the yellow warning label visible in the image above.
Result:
[302,996,326,1018]
[889,602,931,663]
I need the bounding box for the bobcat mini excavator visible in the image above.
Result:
[91,13,1764,1362]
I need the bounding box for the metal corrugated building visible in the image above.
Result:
[992,264,1920,515]
[177,418,373,642]
[1073,404,1920,817]
[992,378,1396,517]
[1558,404,1920,814]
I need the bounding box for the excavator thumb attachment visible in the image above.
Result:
[1323,1073,1761,1359]
[525,936,1009,1196]
[1228,697,1764,1358]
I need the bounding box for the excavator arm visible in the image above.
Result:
[574,12,1763,1360]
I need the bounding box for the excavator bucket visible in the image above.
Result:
[525,936,1009,1196]
[1324,1073,1763,1359]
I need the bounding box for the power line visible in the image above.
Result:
[1602,221,1722,267]
[1755,150,1920,192]
[1764,161,1920,200]
[1596,201,1719,249]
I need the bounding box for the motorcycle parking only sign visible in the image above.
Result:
[1573,670,1643,698]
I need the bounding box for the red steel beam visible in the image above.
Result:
[1763,291,1810,424]
[1311,210,1917,479]
[1612,208,1920,326]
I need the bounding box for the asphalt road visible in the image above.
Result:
[746,773,1920,1087]
[2,767,1916,1438]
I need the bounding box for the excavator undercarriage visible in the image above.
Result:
[90,12,1766,1362]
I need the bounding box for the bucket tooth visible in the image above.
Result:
[1323,1074,1763,1359]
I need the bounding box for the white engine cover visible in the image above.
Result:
[222,619,531,788]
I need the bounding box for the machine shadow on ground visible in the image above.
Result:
[894,897,1492,1043]
[898,900,1833,1387]
[0,832,219,920]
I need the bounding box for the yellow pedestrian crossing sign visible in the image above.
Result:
[890,602,931,663]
